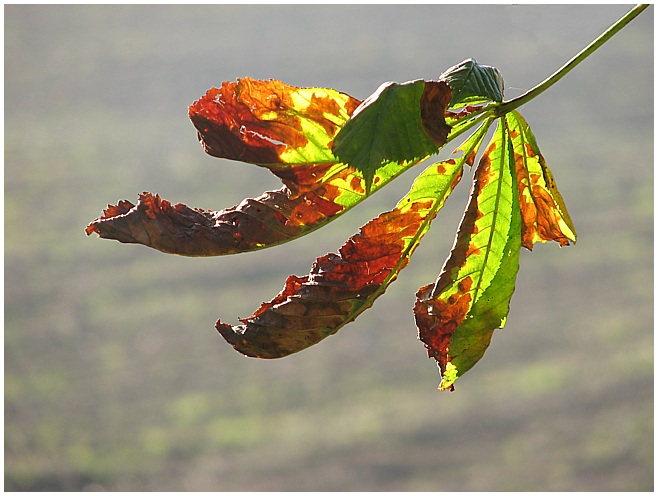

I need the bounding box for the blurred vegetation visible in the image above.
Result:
[5,5,653,491]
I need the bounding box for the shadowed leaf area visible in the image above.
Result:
[440,58,505,106]
[218,159,463,358]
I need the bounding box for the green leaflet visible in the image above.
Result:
[332,79,452,193]
[444,172,521,386]
[440,58,505,106]
[415,118,521,390]
[440,59,504,144]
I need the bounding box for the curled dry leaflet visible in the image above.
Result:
[87,5,646,391]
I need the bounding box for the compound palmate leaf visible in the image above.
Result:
[415,118,521,391]
[86,60,580,391]
[218,157,464,358]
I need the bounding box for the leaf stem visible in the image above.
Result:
[494,4,649,117]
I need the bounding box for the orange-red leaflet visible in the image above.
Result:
[506,110,576,249]
[217,157,464,358]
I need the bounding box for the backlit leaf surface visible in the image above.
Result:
[414,119,521,390]
[506,111,577,248]
[189,78,361,166]
[86,80,441,255]
[217,157,464,358]
[86,65,579,390]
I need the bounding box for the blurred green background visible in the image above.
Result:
[4,4,653,491]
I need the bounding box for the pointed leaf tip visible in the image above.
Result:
[506,111,577,248]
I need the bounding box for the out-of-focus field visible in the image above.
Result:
[5,5,653,491]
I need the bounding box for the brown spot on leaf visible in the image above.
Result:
[414,276,473,372]
[524,142,537,158]
[532,185,572,246]
[270,162,338,197]
[349,175,366,195]
[445,103,488,121]
[513,146,574,248]
[420,81,452,147]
